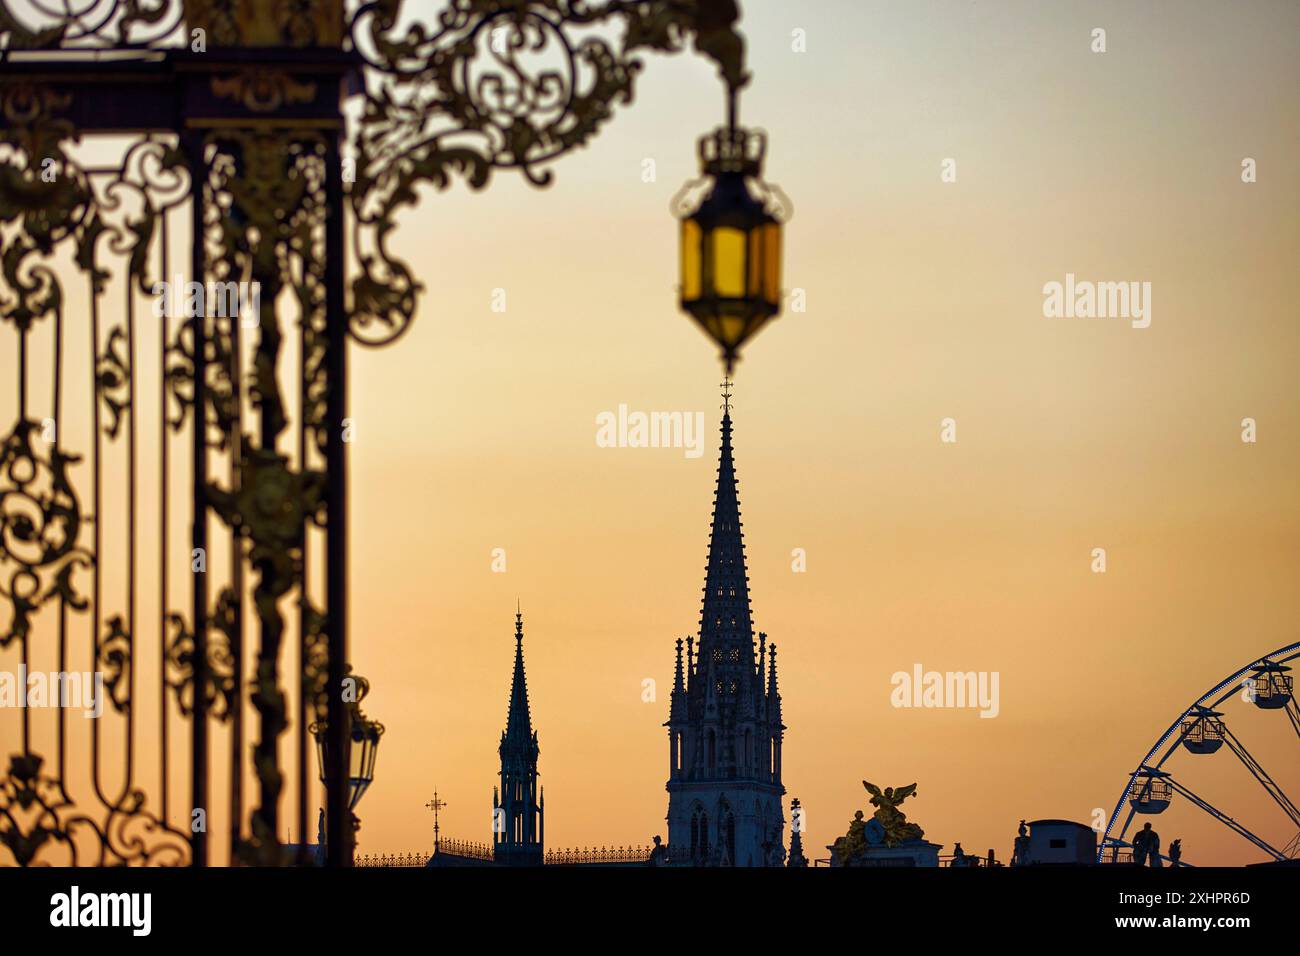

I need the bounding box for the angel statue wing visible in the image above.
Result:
[862,781,883,798]
[891,783,918,804]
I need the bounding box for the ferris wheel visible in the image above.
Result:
[1099,641,1300,865]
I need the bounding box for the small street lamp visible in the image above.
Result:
[311,671,384,820]
[675,92,792,374]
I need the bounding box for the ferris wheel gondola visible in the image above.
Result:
[1180,706,1225,755]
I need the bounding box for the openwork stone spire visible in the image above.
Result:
[696,384,756,673]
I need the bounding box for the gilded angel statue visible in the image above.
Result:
[862,780,925,847]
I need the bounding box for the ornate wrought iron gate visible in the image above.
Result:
[0,0,745,865]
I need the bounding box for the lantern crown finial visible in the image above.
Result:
[699,125,766,178]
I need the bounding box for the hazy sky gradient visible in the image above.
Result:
[338,0,1300,864]
[6,0,1293,868]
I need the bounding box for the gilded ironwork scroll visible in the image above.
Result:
[345,0,748,345]
[0,88,193,866]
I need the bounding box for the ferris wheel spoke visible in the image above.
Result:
[1165,776,1286,861]
[1106,802,1139,852]
[1220,726,1300,828]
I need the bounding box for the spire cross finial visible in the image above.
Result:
[425,790,448,852]
[515,601,523,643]
[720,377,733,413]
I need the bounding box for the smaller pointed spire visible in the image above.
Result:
[495,605,543,865]
[669,637,688,725]
[501,606,535,755]
[788,798,809,868]
[767,639,783,728]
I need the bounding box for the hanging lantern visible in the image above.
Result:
[674,122,791,373]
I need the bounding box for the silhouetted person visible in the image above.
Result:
[952,843,966,867]
[1168,839,1182,866]
[1011,821,1030,866]
[649,834,668,866]
[1132,822,1161,867]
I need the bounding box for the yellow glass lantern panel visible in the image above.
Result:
[761,222,782,305]
[680,219,702,301]
[747,227,763,299]
[710,226,747,298]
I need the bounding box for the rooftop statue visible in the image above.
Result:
[833,780,928,864]
[862,781,926,847]
[834,811,869,863]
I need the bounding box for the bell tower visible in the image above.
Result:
[665,385,787,866]
[493,607,544,866]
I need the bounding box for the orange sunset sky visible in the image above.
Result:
[341,0,1300,864]
[2,0,1298,868]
